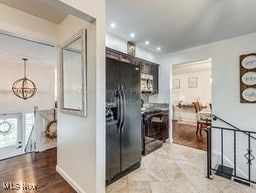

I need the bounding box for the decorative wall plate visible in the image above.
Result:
[241,55,256,69]
[242,88,256,102]
[241,71,256,86]
[45,121,57,139]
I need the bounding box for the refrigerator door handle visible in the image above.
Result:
[120,85,126,133]
[116,85,122,132]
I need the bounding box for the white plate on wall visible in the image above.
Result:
[242,88,256,102]
[241,55,256,69]
[242,71,256,86]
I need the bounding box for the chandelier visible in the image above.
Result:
[12,58,37,100]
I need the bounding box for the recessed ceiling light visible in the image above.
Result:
[157,47,161,51]
[145,41,150,45]
[130,33,135,38]
[110,22,116,28]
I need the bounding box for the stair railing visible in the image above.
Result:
[206,114,256,185]
[24,107,37,153]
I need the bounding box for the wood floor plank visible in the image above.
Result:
[173,121,207,151]
[0,148,76,193]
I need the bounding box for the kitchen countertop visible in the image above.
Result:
[141,107,169,114]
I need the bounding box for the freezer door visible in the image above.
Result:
[106,58,119,105]
[106,58,121,181]
[119,62,141,171]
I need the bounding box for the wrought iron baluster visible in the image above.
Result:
[248,134,251,182]
[221,129,224,173]
[234,130,236,177]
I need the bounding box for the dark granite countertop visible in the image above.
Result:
[141,108,169,115]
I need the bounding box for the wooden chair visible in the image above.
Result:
[192,102,211,135]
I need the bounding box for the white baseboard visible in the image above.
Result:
[56,165,87,193]
[166,138,173,143]
[37,144,57,152]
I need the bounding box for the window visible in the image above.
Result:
[0,118,18,148]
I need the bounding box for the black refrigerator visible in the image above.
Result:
[106,57,141,184]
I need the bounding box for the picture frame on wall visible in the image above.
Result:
[240,53,256,103]
[172,79,180,89]
[127,41,136,56]
[188,77,198,88]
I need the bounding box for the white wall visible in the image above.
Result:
[0,61,55,113]
[172,70,212,122]
[159,33,256,178]
[0,3,57,113]
[0,3,58,44]
[35,109,57,152]
[57,15,98,193]
[160,32,256,131]
[54,0,106,190]
[106,33,157,62]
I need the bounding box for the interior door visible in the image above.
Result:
[0,113,23,160]
[119,61,141,171]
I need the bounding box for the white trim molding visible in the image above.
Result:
[56,165,87,193]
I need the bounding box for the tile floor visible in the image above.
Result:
[106,143,256,193]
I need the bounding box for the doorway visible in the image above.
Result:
[171,59,212,150]
[0,31,57,160]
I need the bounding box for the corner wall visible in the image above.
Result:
[54,0,106,193]
[57,15,98,193]
[0,3,58,44]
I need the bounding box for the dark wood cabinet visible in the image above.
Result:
[151,65,159,94]
[106,47,159,94]
[141,62,152,75]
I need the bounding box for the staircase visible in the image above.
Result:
[206,115,256,187]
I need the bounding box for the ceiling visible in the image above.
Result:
[107,0,256,54]
[173,59,212,74]
[0,33,57,68]
[0,0,68,24]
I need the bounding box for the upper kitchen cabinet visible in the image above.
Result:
[106,47,159,94]
[141,62,151,75]
[151,64,159,94]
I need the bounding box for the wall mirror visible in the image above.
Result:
[60,29,87,117]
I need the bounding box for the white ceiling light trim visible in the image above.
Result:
[110,22,116,28]
[130,33,135,38]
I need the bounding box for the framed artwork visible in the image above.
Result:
[240,53,256,103]
[188,77,198,88]
[172,79,180,89]
[127,41,136,56]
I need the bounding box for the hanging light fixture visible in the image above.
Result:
[12,58,37,100]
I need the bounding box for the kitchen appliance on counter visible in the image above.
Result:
[106,57,141,184]
[141,73,153,93]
